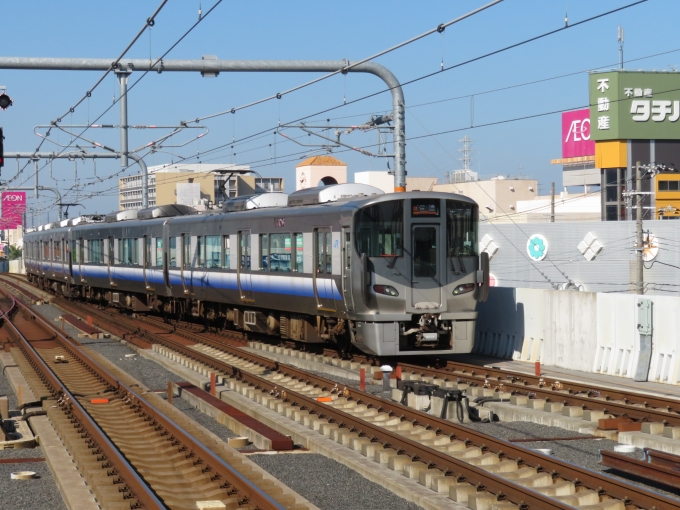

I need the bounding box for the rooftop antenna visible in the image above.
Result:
[198,2,202,20]
[618,26,624,70]
[458,135,474,171]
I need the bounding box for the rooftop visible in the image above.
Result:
[296,155,346,167]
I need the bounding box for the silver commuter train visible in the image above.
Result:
[24,183,489,356]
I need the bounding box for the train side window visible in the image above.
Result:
[169,237,177,267]
[44,240,50,260]
[78,239,84,264]
[182,235,192,269]
[71,240,78,263]
[345,232,351,268]
[155,238,163,267]
[204,236,220,268]
[293,233,303,272]
[145,237,152,268]
[90,239,102,264]
[223,236,230,268]
[196,236,205,268]
[54,240,62,261]
[239,232,251,270]
[325,232,332,274]
[260,234,269,271]
[270,233,291,272]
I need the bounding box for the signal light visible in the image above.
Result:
[0,93,12,110]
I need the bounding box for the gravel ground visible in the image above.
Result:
[461,420,680,500]
[250,453,423,510]
[0,454,66,510]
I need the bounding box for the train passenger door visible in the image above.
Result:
[314,228,336,312]
[78,239,85,283]
[341,228,354,312]
[237,231,254,303]
[143,235,154,292]
[411,225,442,308]
[107,237,117,287]
[181,233,194,295]
[67,232,74,279]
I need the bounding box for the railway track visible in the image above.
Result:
[395,360,680,429]
[47,295,680,509]
[0,286,300,510]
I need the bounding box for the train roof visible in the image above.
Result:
[26,185,477,234]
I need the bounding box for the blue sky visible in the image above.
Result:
[0,0,676,223]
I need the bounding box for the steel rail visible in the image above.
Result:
[412,358,680,414]
[600,450,680,489]
[0,293,165,509]
[3,291,287,510]
[69,302,680,510]
[397,362,680,428]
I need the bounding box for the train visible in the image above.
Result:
[23,183,489,356]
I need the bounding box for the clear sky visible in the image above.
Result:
[0,0,676,224]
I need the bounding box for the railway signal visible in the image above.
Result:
[0,93,12,110]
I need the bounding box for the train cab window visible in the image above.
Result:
[293,233,303,272]
[260,234,269,271]
[196,236,205,268]
[270,233,291,272]
[223,236,230,268]
[446,200,478,257]
[205,236,220,268]
[182,235,192,269]
[155,238,163,267]
[355,200,404,257]
[169,237,177,267]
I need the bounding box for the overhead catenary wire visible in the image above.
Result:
[9,0,223,192]
[27,0,652,212]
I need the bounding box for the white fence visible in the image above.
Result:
[474,288,680,385]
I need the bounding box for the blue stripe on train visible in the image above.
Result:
[50,265,342,300]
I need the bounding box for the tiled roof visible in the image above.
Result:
[296,155,347,167]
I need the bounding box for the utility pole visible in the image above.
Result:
[636,161,643,295]
[550,182,555,223]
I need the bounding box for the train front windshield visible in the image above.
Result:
[446,200,478,257]
[355,198,478,258]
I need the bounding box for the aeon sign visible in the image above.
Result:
[0,191,26,229]
[562,109,595,159]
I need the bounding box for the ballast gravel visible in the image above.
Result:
[249,453,423,510]
[0,451,66,510]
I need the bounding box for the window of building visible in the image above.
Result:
[659,180,680,191]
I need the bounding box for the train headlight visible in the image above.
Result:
[373,284,399,297]
[453,283,475,295]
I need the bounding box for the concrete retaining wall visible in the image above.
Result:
[474,287,680,385]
